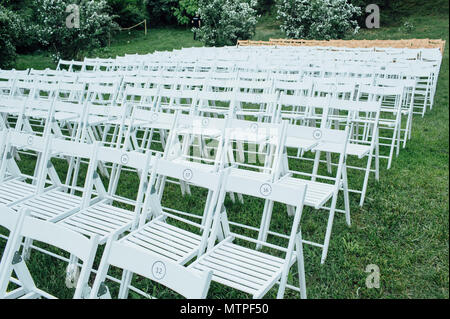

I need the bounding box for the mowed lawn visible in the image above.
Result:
[4,11,449,299]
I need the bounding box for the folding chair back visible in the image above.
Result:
[7,137,99,223]
[57,146,153,242]
[156,88,199,114]
[232,91,279,121]
[123,86,159,110]
[0,130,49,188]
[87,82,120,106]
[225,174,307,207]
[0,207,99,299]
[164,113,228,171]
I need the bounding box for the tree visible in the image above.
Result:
[173,0,198,25]
[31,0,118,61]
[107,0,147,27]
[196,0,259,46]
[0,5,20,68]
[276,0,361,40]
[146,0,178,25]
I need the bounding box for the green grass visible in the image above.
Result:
[15,26,203,71]
[252,13,286,41]
[4,9,449,299]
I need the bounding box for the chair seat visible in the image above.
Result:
[25,110,78,122]
[346,143,372,158]
[86,115,108,126]
[229,130,270,143]
[0,107,19,115]
[121,219,202,264]
[189,240,285,297]
[178,127,221,138]
[58,202,134,241]
[0,179,36,206]
[283,136,318,151]
[380,107,399,114]
[13,189,83,222]
[107,118,149,128]
[312,142,344,154]
[279,177,335,209]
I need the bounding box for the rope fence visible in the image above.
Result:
[108,20,148,47]
[119,19,148,35]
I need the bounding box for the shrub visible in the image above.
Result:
[107,0,147,27]
[31,0,118,61]
[0,6,20,68]
[196,0,259,47]
[146,0,178,25]
[255,0,274,14]
[173,0,198,25]
[399,20,415,33]
[276,0,361,40]
[0,0,30,11]
[0,2,41,54]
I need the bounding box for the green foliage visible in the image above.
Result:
[255,0,274,14]
[107,0,147,27]
[146,0,178,25]
[30,0,118,62]
[0,0,30,10]
[0,1,40,54]
[172,0,198,25]
[196,0,259,46]
[0,5,20,68]
[399,20,415,33]
[276,0,361,40]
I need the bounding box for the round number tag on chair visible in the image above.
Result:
[121,154,129,165]
[150,113,158,122]
[183,169,193,181]
[313,129,322,140]
[260,183,272,196]
[152,261,166,280]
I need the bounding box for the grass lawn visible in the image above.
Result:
[4,9,449,299]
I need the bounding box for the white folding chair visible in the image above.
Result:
[57,146,153,245]
[189,173,308,299]
[357,84,402,169]
[326,98,381,206]
[0,131,51,208]
[277,124,351,264]
[97,158,224,298]
[8,136,99,225]
[0,206,99,299]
